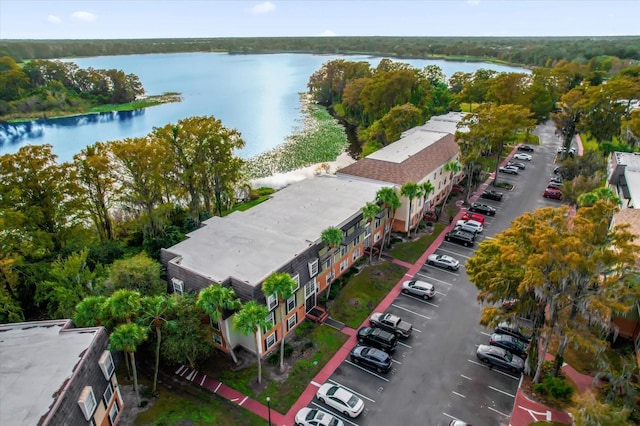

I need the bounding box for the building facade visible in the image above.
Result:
[0,320,123,426]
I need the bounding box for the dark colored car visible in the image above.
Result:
[543,188,563,199]
[476,344,524,374]
[480,189,504,201]
[469,202,496,216]
[507,161,526,170]
[357,326,397,352]
[517,145,534,152]
[489,333,528,358]
[495,322,531,343]
[350,344,392,373]
[445,230,475,247]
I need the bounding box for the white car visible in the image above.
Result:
[426,254,460,270]
[316,383,365,418]
[401,279,436,299]
[459,219,483,233]
[513,153,532,161]
[295,407,344,426]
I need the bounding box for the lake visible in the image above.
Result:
[0,53,528,162]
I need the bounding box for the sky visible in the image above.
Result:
[0,0,638,39]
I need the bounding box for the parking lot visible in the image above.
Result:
[306,122,565,426]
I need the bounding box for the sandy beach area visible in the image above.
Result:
[250,151,357,190]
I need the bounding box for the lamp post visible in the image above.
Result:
[266,396,271,425]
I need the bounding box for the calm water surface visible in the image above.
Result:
[0,53,528,162]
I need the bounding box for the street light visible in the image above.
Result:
[266,396,271,425]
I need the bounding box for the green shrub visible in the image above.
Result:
[294,320,315,337]
[533,375,574,402]
[266,343,294,364]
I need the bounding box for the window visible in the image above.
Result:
[212,333,223,345]
[433,172,437,179]
[78,386,97,421]
[103,382,114,406]
[264,311,275,330]
[108,400,119,424]
[326,271,334,286]
[375,218,381,228]
[266,294,278,311]
[304,280,316,298]
[265,332,277,350]
[291,274,300,291]
[340,259,348,272]
[286,295,296,314]
[374,231,381,242]
[308,259,319,277]
[354,234,361,245]
[99,351,115,380]
[171,278,184,294]
[352,249,360,261]
[209,317,219,330]
[340,245,348,256]
[287,313,297,331]
[324,258,331,270]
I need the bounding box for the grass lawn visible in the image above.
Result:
[330,262,408,328]
[198,324,347,414]
[134,385,264,426]
[388,223,446,264]
[579,133,600,152]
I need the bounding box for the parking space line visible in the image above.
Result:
[343,360,390,382]
[436,248,471,259]
[412,328,423,333]
[328,379,376,403]
[391,359,402,364]
[489,385,515,398]
[443,412,465,422]
[467,360,521,380]
[488,406,510,417]
[398,292,439,307]
[460,374,472,380]
[310,380,321,387]
[480,331,492,337]
[311,402,359,426]
[391,303,431,320]
[414,273,453,287]
[422,265,459,277]
[452,391,466,398]
[435,291,447,296]
[397,341,412,349]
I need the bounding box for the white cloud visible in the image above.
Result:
[47,15,62,24]
[319,29,336,37]
[467,0,480,5]
[70,11,97,22]
[250,1,276,14]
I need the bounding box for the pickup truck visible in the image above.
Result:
[369,312,412,338]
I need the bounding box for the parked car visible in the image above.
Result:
[499,166,519,175]
[553,166,562,174]
[316,383,365,418]
[480,189,504,201]
[369,312,413,338]
[445,230,475,247]
[350,344,392,373]
[469,203,496,216]
[543,188,563,199]
[426,254,460,270]
[495,322,531,343]
[489,333,528,358]
[476,344,525,374]
[449,421,472,426]
[461,212,486,224]
[507,161,526,170]
[454,221,480,235]
[513,153,532,161]
[458,219,483,233]
[546,181,562,190]
[517,145,534,152]
[295,407,344,426]
[401,279,436,299]
[550,176,563,184]
[356,326,398,352]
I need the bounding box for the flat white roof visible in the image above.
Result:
[367,130,449,163]
[167,175,385,284]
[0,321,100,426]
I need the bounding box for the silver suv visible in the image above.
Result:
[401,279,435,299]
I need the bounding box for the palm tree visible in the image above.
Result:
[104,289,141,376]
[74,295,108,328]
[320,226,344,301]
[376,187,401,255]
[109,323,148,406]
[197,285,242,364]
[441,161,462,211]
[234,301,271,384]
[420,181,435,221]
[361,202,381,264]
[262,272,297,372]
[140,295,176,394]
[400,182,423,237]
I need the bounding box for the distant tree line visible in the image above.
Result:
[1,36,639,67]
[0,56,144,118]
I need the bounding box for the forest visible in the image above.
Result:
[1,36,639,67]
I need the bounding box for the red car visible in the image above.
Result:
[461,212,485,224]
[543,188,563,199]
